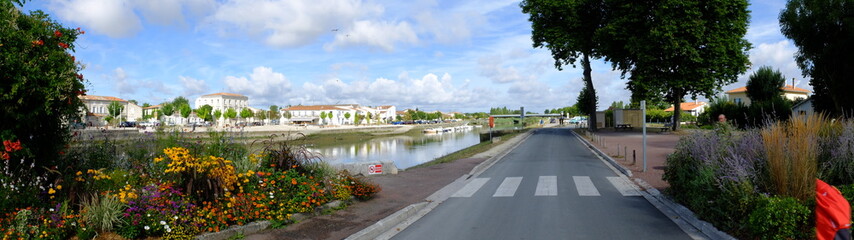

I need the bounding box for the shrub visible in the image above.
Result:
[80,194,125,233]
[257,134,320,173]
[761,114,821,202]
[154,147,238,201]
[341,174,381,201]
[747,196,812,240]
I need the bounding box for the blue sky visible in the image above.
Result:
[24,0,805,113]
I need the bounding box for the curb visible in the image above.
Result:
[195,200,347,240]
[570,130,633,177]
[346,130,534,240]
[571,130,735,240]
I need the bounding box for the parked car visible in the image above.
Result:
[119,121,137,127]
[69,122,86,129]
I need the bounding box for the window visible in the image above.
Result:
[734,98,742,104]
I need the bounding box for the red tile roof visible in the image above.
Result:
[202,92,246,97]
[143,104,161,109]
[725,85,811,94]
[665,102,707,112]
[79,95,127,102]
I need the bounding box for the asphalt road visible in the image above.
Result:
[393,128,692,240]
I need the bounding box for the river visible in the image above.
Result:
[307,128,482,170]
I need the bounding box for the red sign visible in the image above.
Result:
[488,116,495,128]
[368,164,383,174]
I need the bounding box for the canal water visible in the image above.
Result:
[307,129,481,170]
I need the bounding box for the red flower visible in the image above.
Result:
[76,74,84,80]
[58,42,69,49]
[31,40,44,46]
[54,30,62,38]
[1,152,8,160]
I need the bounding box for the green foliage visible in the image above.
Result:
[608,0,751,130]
[179,104,192,123]
[255,110,267,121]
[645,108,672,123]
[746,66,786,103]
[80,194,125,233]
[197,104,213,122]
[225,108,237,121]
[747,196,812,240]
[239,108,252,120]
[171,96,189,109]
[107,101,124,126]
[160,103,175,117]
[780,0,854,116]
[161,224,199,240]
[320,111,327,124]
[576,85,597,116]
[0,1,86,189]
[344,112,351,121]
[213,109,222,123]
[268,105,280,120]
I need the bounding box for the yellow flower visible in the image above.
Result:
[48,188,56,194]
[76,171,82,176]
[56,185,62,190]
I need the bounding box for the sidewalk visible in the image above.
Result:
[579,129,683,190]
[246,131,530,240]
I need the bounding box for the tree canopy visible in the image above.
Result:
[746,66,786,103]
[521,0,608,131]
[780,0,854,116]
[107,101,124,125]
[576,85,597,116]
[197,104,213,122]
[606,0,751,130]
[239,108,252,120]
[0,0,86,191]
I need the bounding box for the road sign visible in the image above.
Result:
[489,116,495,128]
[368,164,383,175]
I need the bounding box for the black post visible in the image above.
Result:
[633,150,636,165]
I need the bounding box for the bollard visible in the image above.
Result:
[624,146,627,161]
[633,150,636,165]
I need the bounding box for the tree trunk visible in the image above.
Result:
[671,88,683,131]
[582,54,598,131]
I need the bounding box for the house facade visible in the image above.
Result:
[79,95,143,126]
[664,102,708,117]
[194,92,249,125]
[725,85,811,106]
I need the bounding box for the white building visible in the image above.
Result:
[194,92,249,125]
[79,95,143,126]
[377,105,397,123]
[283,104,392,125]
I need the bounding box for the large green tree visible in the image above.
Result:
[268,105,280,121]
[213,109,222,125]
[607,0,751,131]
[780,0,854,116]
[746,66,786,103]
[160,103,174,123]
[521,0,608,131]
[239,108,253,123]
[0,0,86,202]
[171,96,189,108]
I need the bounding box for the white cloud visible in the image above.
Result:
[179,76,209,97]
[287,72,492,111]
[224,67,293,106]
[478,55,530,83]
[414,10,478,44]
[325,20,418,51]
[47,0,216,37]
[212,0,382,48]
[49,0,142,38]
[113,68,137,95]
[725,40,808,93]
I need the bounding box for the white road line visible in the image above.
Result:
[606,176,641,196]
[493,177,523,197]
[574,176,600,196]
[451,178,490,198]
[535,176,558,196]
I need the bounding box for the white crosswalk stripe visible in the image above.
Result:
[451,178,490,198]
[449,176,642,198]
[493,177,523,197]
[573,176,600,196]
[535,176,558,196]
[606,176,642,196]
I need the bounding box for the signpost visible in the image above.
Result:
[368,164,383,175]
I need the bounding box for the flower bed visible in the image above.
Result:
[664,115,854,239]
[0,131,380,239]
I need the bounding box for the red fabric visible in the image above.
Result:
[817,179,852,240]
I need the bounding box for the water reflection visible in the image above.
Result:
[307,130,481,170]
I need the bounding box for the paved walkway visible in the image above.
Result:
[578,128,684,190]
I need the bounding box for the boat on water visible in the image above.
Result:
[423,128,439,134]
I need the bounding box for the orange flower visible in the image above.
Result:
[291,178,297,185]
[54,30,62,38]
[1,152,8,160]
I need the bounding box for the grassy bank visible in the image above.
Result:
[413,130,527,168]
